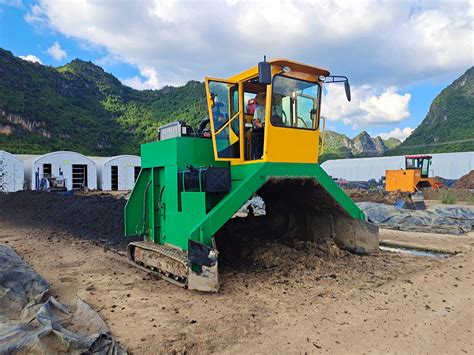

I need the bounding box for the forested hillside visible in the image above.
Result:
[0,48,207,155]
[390,67,474,155]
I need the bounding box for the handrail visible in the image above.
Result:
[318,116,326,156]
[214,111,240,136]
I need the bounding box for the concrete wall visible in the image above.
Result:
[0,150,24,192]
[91,155,141,191]
[322,151,474,181]
[21,151,97,191]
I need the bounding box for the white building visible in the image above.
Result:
[322,151,474,181]
[0,150,24,192]
[19,151,97,191]
[91,155,141,191]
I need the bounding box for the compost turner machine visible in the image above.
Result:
[125,58,379,292]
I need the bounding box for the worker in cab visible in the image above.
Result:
[252,92,266,128]
[251,93,265,159]
[251,92,284,159]
[252,92,284,127]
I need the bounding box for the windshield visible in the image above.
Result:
[271,75,321,130]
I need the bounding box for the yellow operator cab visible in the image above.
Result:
[204,58,350,165]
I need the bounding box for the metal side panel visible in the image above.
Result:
[124,168,150,237]
[188,163,268,245]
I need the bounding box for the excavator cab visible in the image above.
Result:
[405,155,432,178]
[386,155,439,192]
[125,58,379,292]
[205,58,331,164]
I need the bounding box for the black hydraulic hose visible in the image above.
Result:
[136,179,152,236]
[158,185,165,217]
[197,117,210,132]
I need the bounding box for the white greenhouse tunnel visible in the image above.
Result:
[0,150,24,192]
[321,151,474,181]
[91,155,141,191]
[18,151,97,191]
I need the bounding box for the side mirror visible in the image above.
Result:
[258,56,271,85]
[324,75,351,102]
[344,81,351,102]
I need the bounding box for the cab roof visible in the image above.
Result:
[227,58,330,82]
[406,155,432,159]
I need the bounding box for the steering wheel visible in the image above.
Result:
[297,116,308,128]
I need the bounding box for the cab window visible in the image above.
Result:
[421,159,429,177]
[271,75,321,130]
[208,81,241,159]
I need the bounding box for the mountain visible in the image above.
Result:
[3,47,469,158]
[383,137,402,150]
[322,131,352,158]
[0,48,207,155]
[321,130,396,161]
[391,67,474,155]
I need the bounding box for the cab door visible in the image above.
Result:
[205,78,243,161]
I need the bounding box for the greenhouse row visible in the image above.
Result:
[0,150,140,192]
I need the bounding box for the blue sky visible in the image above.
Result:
[0,0,472,140]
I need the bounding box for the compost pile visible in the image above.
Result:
[0,191,136,248]
[216,215,346,272]
[344,189,404,204]
[454,170,474,189]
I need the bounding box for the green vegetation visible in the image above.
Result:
[321,130,352,159]
[439,190,457,204]
[0,49,207,155]
[467,195,474,205]
[390,67,474,155]
[383,137,402,150]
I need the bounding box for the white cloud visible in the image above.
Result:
[322,84,411,127]
[46,41,67,60]
[25,0,474,88]
[19,54,42,64]
[122,66,160,90]
[378,127,414,141]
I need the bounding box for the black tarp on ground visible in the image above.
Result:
[0,244,49,322]
[357,202,474,234]
[0,244,126,354]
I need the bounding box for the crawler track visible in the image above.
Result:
[127,241,189,287]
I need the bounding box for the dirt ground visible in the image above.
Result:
[423,188,473,202]
[0,192,473,354]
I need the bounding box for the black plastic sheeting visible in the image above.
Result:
[358,202,474,235]
[0,244,49,322]
[0,244,127,354]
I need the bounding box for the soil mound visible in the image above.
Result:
[0,191,138,248]
[454,170,474,189]
[344,189,409,205]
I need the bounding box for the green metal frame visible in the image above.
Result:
[125,137,366,251]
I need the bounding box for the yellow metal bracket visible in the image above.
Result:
[319,116,326,156]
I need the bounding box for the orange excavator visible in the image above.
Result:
[385,155,442,193]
